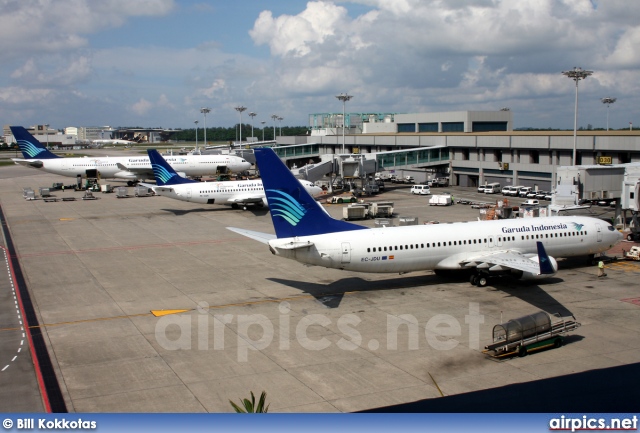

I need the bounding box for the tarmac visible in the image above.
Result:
[0,161,639,413]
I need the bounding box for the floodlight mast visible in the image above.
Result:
[271,114,278,141]
[335,93,353,154]
[601,97,617,131]
[562,67,593,165]
[234,106,247,145]
[194,120,199,150]
[248,112,257,141]
[200,107,211,146]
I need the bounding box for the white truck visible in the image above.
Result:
[429,194,452,206]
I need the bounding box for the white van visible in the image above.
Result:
[484,182,501,194]
[518,186,533,197]
[410,184,431,195]
[505,185,523,196]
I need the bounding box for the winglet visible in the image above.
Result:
[536,241,554,275]
[254,148,367,238]
[10,126,60,159]
[147,149,198,186]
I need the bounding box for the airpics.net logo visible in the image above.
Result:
[151,163,176,184]
[18,140,46,158]
[153,301,485,362]
[266,189,307,226]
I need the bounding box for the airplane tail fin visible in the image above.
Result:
[10,126,60,159]
[536,241,555,274]
[147,149,198,186]
[254,148,367,238]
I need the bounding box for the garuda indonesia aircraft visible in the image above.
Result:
[146,149,323,210]
[10,126,251,183]
[228,148,623,286]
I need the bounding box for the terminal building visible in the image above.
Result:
[276,110,640,192]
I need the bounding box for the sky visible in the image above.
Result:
[1,0,639,132]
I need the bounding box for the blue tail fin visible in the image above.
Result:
[147,149,198,186]
[254,148,367,238]
[10,126,59,159]
[536,241,554,274]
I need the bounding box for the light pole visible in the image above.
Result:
[248,112,257,142]
[277,116,283,137]
[44,124,50,149]
[194,120,199,150]
[561,67,592,165]
[234,106,247,144]
[200,107,211,146]
[335,93,353,154]
[601,97,616,131]
[271,114,278,141]
[261,121,266,141]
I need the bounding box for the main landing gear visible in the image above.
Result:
[470,272,489,287]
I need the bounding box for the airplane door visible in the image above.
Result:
[186,188,192,199]
[341,242,351,264]
[596,223,602,242]
[496,236,502,247]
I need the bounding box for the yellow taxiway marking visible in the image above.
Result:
[0,290,360,332]
[151,309,190,317]
[59,218,75,221]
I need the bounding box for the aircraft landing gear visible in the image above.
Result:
[231,203,239,209]
[470,272,489,287]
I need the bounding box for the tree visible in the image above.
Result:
[229,391,270,413]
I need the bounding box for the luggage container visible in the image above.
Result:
[398,216,419,226]
[115,187,129,198]
[39,187,51,197]
[134,185,154,197]
[374,218,393,227]
[343,205,368,221]
[370,201,394,218]
[101,184,112,193]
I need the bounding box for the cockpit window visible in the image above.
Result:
[607,226,615,231]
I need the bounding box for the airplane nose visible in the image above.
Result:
[310,186,323,197]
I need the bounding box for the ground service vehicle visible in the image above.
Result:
[484,182,501,194]
[411,185,431,195]
[484,311,581,358]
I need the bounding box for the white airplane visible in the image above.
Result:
[91,138,136,146]
[10,126,251,183]
[227,148,623,286]
[146,149,323,210]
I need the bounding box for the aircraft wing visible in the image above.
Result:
[12,158,43,168]
[116,162,153,177]
[459,245,551,275]
[225,193,264,204]
[137,182,159,192]
[226,227,276,244]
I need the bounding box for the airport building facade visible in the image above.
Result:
[278,110,640,191]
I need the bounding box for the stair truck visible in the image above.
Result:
[483,311,581,358]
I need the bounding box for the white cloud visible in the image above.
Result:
[130,98,153,116]
[0,0,175,60]
[2,0,640,130]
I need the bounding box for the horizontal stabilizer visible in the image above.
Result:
[226,227,276,245]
